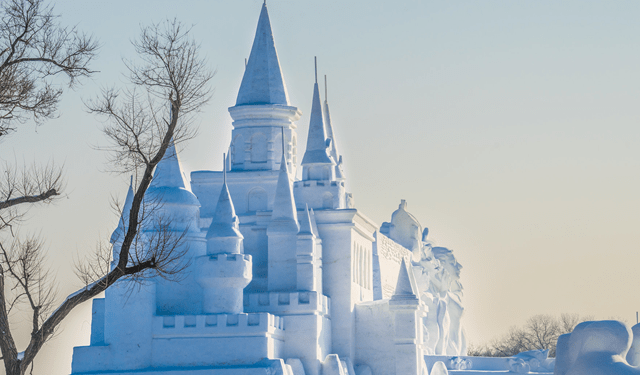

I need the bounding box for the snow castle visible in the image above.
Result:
[71,4,467,375]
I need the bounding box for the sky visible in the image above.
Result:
[2,1,640,374]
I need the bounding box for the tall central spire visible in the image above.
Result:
[236,2,290,106]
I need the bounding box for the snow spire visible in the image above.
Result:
[301,58,333,166]
[393,258,419,299]
[236,2,290,106]
[323,75,344,180]
[110,176,135,244]
[309,208,319,237]
[150,139,186,189]
[269,153,299,232]
[299,204,314,235]
[206,154,243,254]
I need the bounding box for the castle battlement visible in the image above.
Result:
[153,312,284,338]
[243,291,330,317]
[294,180,344,188]
[204,253,251,262]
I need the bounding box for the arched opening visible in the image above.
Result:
[248,187,268,211]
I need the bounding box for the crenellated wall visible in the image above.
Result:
[243,291,330,317]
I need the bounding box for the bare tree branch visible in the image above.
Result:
[0,18,211,375]
[0,0,98,138]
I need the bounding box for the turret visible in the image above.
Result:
[144,139,200,234]
[301,59,335,181]
[267,154,299,291]
[196,155,252,313]
[390,258,427,375]
[294,62,348,210]
[228,2,301,172]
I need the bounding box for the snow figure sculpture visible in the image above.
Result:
[432,247,467,356]
[557,320,640,375]
[380,200,466,356]
[627,323,640,366]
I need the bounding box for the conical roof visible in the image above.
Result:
[393,258,419,298]
[269,154,299,232]
[110,176,134,244]
[147,139,199,206]
[236,3,290,106]
[323,86,340,165]
[323,83,345,179]
[150,140,186,189]
[301,82,333,165]
[206,181,243,240]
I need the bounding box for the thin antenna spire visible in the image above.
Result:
[324,75,328,101]
[264,0,266,4]
[130,175,133,187]
[314,56,317,84]
[223,153,227,184]
[244,58,247,68]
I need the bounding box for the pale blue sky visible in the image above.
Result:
[2,1,640,373]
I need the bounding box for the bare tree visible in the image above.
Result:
[0,0,98,137]
[467,313,592,358]
[0,18,212,375]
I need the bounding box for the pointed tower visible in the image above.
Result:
[228,2,301,172]
[323,76,345,181]
[196,155,252,314]
[145,139,200,233]
[293,61,347,210]
[205,160,243,254]
[267,154,299,291]
[301,60,335,181]
[390,258,427,375]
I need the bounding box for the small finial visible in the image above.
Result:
[264,0,266,5]
[244,58,247,68]
[130,175,133,187]
[324,75,328,101]
[223,153,227,184]
[314,56,318,84]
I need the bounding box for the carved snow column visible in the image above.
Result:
[389,259,427,375]
[267,155,300,291]
[296,204,322,294]
[196,170,252,314]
